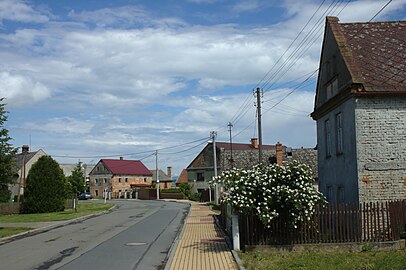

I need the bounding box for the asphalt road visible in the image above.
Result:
[0,200,189,270]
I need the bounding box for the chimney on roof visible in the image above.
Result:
[276,142,283,165]
[119,157,123,160]
[251,138,259,149]
[167,166,172,178]
[22,145,29,154]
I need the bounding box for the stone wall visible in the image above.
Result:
[355,96,406,203]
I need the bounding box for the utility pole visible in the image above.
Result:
[155,150,160,200]
[256,88,263,163]
[228,122,233,166]
[211,131,218,204]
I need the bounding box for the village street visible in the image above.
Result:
[0,200,189,270]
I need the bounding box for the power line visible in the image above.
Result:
[50,136,210,159]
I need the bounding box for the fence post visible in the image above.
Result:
[232,210,240,251]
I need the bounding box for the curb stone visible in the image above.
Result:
[163,200,192,270]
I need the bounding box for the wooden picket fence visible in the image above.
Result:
[221,200,406,247]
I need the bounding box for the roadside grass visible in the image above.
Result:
[239,248,406,270]
[0,227,33,238]
[0,202,114,223]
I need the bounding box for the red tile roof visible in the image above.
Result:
[101,159,152,176]
[329,17,406,92]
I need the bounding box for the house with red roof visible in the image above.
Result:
[311,17,406,204]
[89,157,153,199]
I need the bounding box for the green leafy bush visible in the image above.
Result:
[211,161,326,228]
[188,192,201,201]
[23,156,67,213]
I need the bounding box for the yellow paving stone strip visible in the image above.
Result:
[169,202,238,270]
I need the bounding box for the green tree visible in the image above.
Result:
[0,98,18,202]
[23,156,66,213]
[67,163,86,196]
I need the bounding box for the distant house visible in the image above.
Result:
[311,17,406,203]
[186,138,284,195]
[59,162,96,190]
[89,157,153,198]
[151,167,173,189]
[10,145,47,200]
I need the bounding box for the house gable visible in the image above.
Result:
[312,17,406,120]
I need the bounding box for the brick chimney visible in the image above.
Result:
[167,166,172,178]
[276,142,283,165]
[250,138,259,149]
[22,145,29,153]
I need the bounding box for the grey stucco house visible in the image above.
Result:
[311,17,406,204]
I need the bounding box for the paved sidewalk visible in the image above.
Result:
[169,202,238,270]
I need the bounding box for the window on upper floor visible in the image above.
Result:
[103,178,107,184]
[325,119,332,158]
[144,178,147,183]
[118,178,121,183]
[95,178,98,183]
[196,172,205,181]
[326,77,338,100]
[336,113,343,154]
[125,178,128,182]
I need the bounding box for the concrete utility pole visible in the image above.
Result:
[155,150,160,200]
[211,131,218,204]
[256,88,263,163]
[228,122,233,166]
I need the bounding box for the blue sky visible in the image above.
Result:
[1,0,406,176]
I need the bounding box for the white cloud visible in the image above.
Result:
[232,0,261,13]
[0,0,49,23]
[0,71,52,105]
[24,117,94,135]
[68,6,186,28]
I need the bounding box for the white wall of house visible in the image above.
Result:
[355,96,406,203]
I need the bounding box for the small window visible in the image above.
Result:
[144,178,147,183]
[95,190,98,196]
[118,178,121,183]
[95,178,98,183]
[196,172,204,181]
[325,119,332,158]
[125,178,128,182]
[103,178,107,184]
[336,113,343,154]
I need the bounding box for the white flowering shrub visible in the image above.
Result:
[210,161,326,228]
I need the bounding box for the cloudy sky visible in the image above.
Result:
[1,0,405,176]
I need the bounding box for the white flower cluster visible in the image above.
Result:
[210,161,327,228]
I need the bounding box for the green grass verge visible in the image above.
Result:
[0,202,114,223]
[0,227,33,238]
[239,249,406,270]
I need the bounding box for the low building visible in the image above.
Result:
[11,145,47,200]
[59,162,96,191]
[151,167,173,189]
[89,157,153,198]
[186,138,283,195]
